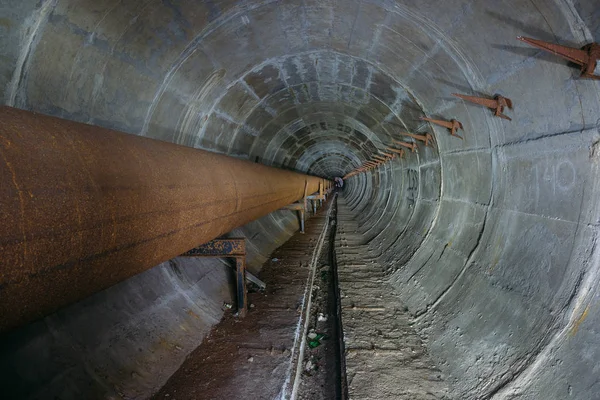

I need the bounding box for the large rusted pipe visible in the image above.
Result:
[0,106,327,332]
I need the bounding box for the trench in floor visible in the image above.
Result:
[153,195,450,400]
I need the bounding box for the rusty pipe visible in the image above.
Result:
[0,107,327,332]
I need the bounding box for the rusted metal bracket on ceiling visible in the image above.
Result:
[344,132,431,179]
[386,147,406,158]
[345,127,435,180]
[392,139,418,152]
[358,162,376,171]
[346,36,598,182]
[345,127,437,179]
[420,117,464,139]
[401,131,435,147]
[517,36,600,80]
[452,93,514,121]
[343,157,382,179]
[369,156,387,166]
[180,239,249,318]
[346,150,393,178]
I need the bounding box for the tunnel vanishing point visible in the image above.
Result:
[1,1,600,399]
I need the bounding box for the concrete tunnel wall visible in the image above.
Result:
[0,0,599,399]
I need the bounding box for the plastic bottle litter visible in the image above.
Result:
[308,333,326,348]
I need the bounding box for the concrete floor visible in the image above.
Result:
[336,197,449,399]
[1,1,600,399]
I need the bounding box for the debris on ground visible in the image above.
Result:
[296,200,337,399]
[304,360,313,372]
[303,356,321,376]
[247,356,254,363]
[308,332,326,348]
[320,270,328,282]
[318,313,327,322]
[271,258,279,262]
[223,302,233,309]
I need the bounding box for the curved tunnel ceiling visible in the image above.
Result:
[1,0,600,399]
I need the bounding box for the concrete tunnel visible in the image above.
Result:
[1,0,600,399]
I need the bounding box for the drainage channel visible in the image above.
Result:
[294,193,348,400]
[152,196,349,400]
[153,204,333,400]
[329,195,350,400]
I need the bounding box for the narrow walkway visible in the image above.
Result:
[153,197,449,400]
[336,198,450,400]
[153,205,332,400]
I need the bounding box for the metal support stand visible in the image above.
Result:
[283,181,328,232]
[307,182,326,215]
[181,239,248,318]
[283,203,306,233]
[282,180,310,233]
